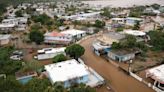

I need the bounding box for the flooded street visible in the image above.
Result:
[80,37,154,92]
[83,0,164,8]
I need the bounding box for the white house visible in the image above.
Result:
[125,17,143,26]
[0,24,15,31]
[0,34,11,45]
[111,18,125,24]
[61,12,100,20]
[35,47,66,60]
[0,17,28,31]
[60,29,86,40]
[146,64,164,91]
[45,59,105,87]
[44,31,72,45]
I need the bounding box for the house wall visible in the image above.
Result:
[126,19,136,26]
[63,75,89,88]
[0,39,10,45]
[44,36,72,44]
[37,52,65,60]
[108,52,135,62]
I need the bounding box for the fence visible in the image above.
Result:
[129,71,163,92]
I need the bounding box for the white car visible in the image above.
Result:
[10,55,22,61]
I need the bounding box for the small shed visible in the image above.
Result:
[108,49,135,62]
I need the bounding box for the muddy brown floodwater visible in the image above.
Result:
[80,37,154,92]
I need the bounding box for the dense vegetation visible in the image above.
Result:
[65,44,85,60]
[111,35,148,52]
[29,30,44,44]
[148,31,164,51]
[52,54,67,63]
[0,47,22,75]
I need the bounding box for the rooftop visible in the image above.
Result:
[92,41,111,50]
[0,34,11,40]
[146,64,164,84]
[45,59,89,83]
[0,23,15,28]
[123,30,146,36]
[37,47,65,54]
[110,49,135,56]
[60,29,86,36]
[44,31,65,37]
[104,32,125,40]
[126,17,143,21]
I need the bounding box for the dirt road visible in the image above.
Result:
[80,37,154,92]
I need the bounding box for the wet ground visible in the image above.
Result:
[80,37,154,92]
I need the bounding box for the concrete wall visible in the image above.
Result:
[0,39,10,45]
[63,75,89,88]
[108,52,135,62]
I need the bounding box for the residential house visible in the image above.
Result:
[92,32,125,56]
[0,34,11,46]
[111,18,125,24]
[35,47,66,60]
[44,31,72,45]
[122,30,148,42]
[146,64,164,91]
[60,29,86,41]
[108,49,135,62]
[45,59,104,87]
[0,17,28,31]
[0,24,15,31]
[125,17,143,26]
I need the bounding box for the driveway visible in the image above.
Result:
[80,37,154,92]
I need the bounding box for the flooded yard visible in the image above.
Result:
[80,37,154,92]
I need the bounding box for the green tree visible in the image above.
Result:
[0,47,22,75]
[151,4,160,10]
[100,7,112,18]
[25,78,51,92]
[111,42,122,49]
[32,14,51,25]
[22,60,43,72]
[29,30,44,44]
[148,31,164,51]
[94,20,105,28]
[0,3,7,16]
[52,54,66,63]
[69,83,96,92]
[116,27,124,32]
[122,35,137,48]
[15,10,23,17]
[65,44,85,60]
[0,76,23,92]
[133,21,140,30]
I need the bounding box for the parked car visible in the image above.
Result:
[10,55,23,61]
[10,50,23,61]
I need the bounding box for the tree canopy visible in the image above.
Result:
[133,21,140,30]
[148,31,164,51]
[25,78,51,92]
[111,35,148,52]
[32,14,51,25]
[0,47,22,75]
[29,30,44,44]
[0,76,23,92]
[100,7,112,18]
[15,10,23,17]
[94,20,105,28]
[65,44,85,60]
[52,54,67,63]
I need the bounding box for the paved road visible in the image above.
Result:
[80,37,154,92]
